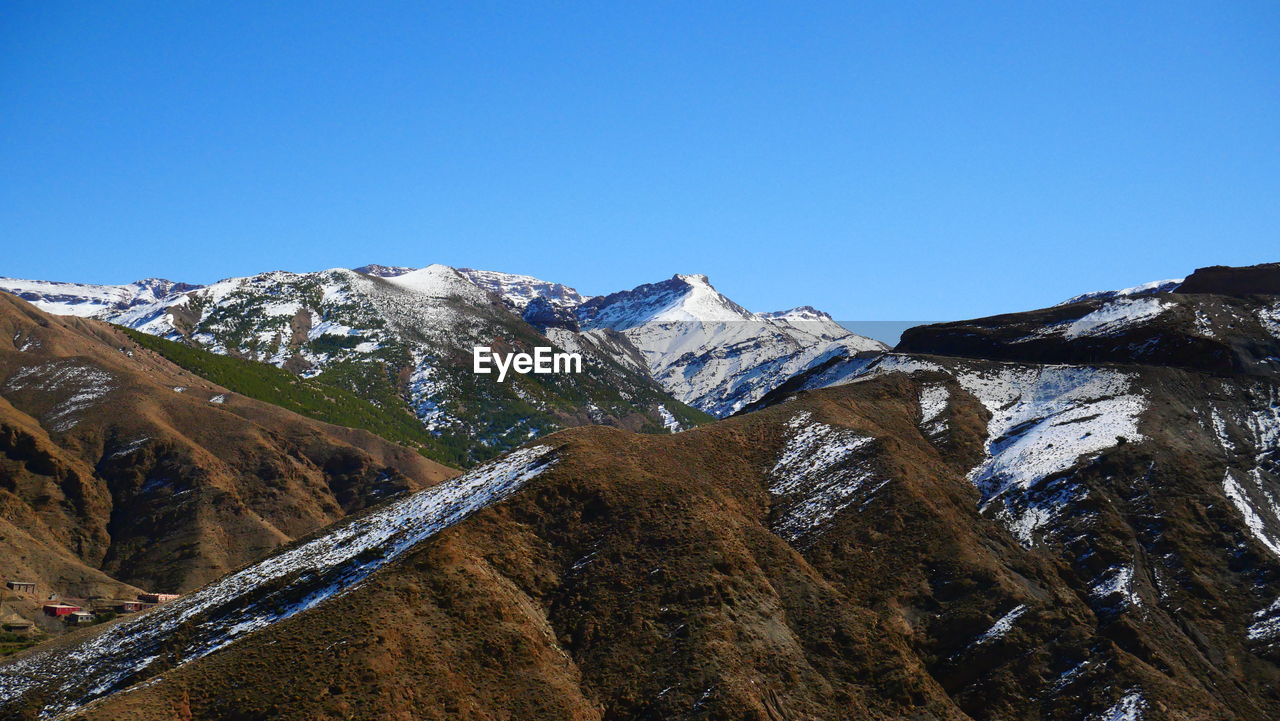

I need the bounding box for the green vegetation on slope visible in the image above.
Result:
[118,327,468,467]
[119,325,712,469]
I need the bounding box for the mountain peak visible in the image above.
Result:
[384,264,490,302]
[760,305,833,322]
[674,272,712,285]
[579,273,753,330]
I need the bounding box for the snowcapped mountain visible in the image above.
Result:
[0,276,202,317]
[575,273,886,416]
[0,266,883,442]
[12,259,1280,719]
[457,270,887,416]
[2,266,707,465]
[351,263,416,277]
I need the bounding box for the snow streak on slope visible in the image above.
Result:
[1063,298,1172,339]
[973,604,1027,646]
[1209,386,1280,570]
[3,360,116,432]
[0,446,556,719]
[843,356,1147,545]
[767,411,884,542]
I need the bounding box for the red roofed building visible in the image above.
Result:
[42,603,81,617]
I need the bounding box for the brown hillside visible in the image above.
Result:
[27,357,1280,720]
[0,293,454,617]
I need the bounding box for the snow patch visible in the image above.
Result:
[845,356,1146,545]
[973,604,1027,646]
[656,405,682,433]
[918,383,949,433]
[1093,691,1146,721]
[4,360,116,431]
[1064,298,1170,339]
[1091,565,1142,608]
[768,412,883,541]
[1247,598,1280,642]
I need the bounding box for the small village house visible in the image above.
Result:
[2,619,35,635]
[66,611,95,625]
[137,592,180,604]
[42,603,82,617]
[116,600,145,613]
[5,581,36,594]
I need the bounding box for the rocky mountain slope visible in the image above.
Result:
[0,293,455,624]
[333,265,886,417]
[2,267,712,466]
[6,263,1280,720]
[0,266,881,455]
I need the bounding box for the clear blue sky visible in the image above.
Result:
[3,1,1277,322]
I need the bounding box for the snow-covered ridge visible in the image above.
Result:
[575,274,885,416]
[0,446,557,719]
[578,273,755,330]
[353,264,416,277]
[1062,297,1172,339]
[385,264,494,303]
[459,267,588,313]
[759,305,833,322]
[0,277,202,317]
[1059,278,1183,306]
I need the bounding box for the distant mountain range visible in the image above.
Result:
[6,262,1280,720]
[0,266,883,464]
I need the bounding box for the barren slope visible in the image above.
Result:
[0,293,454,611]
[6,354,1280,719]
